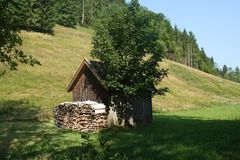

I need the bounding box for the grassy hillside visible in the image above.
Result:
[0,25,240,118]
[155,60,240,111]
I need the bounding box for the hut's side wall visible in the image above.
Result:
[131,92,152,126]
[108,92,153,127]
[72,67,108,104]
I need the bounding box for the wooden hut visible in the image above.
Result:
[67,59,108,104]
[67,59,152,126]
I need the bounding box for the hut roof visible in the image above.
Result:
[67,59,104,92]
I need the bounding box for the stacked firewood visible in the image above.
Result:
[53,102,108,132]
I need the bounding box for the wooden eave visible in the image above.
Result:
[67,59,104,92]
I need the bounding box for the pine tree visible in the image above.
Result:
[181,29,189,65]
[78,0,126,26]
[8,0,57,33]
[56,0,80,28]
[8,0,35,30]
[222,65,228,78]
[32,0,57,33]
[234,67,240,82]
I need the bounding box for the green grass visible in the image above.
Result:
[1,104,240,160]
[162,104,240,120]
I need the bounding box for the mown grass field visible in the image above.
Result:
[1,104,240,160]
[0,25,240,159]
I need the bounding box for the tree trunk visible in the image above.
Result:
[81,0,85,24]
[191,44,193,68]
[90,1,93,22]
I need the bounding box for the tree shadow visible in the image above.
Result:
[0,99,57,159]
[0,99,40,158]
[0,99,42,122]
[0,120,85,159]
[109,115,240,160]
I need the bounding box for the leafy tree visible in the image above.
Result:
[91,0,168,125]
[0,1,40,76]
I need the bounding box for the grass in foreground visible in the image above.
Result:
[0,104,240,160]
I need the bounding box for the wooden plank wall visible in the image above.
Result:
[72,67,108,104]
[131,92,152,126]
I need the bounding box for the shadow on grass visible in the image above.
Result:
[0,120,84,159]
[109,115,240,160]
[0,99,57,159]
[0,99,52,122]
[0,99,42,122]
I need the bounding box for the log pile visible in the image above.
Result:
[53,101,108,132]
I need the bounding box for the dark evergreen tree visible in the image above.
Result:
[32,0,57,33]
[8,0,57,33]
[234,67,240,82]
[222,65,228,78]
[56,0,79,28]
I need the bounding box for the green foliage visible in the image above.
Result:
[8,0,57,33]
[0,0,40,76]
[91,0,169,126]
[91,0,168,97]
[79,0,126,26]
[234,67,240,82]
[33,0,57,33]
[56,0,80,28]
[215,65,240,83]
[55,0,126,27]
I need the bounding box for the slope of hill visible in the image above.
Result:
[0,25,239,118]
[156,60,240,111]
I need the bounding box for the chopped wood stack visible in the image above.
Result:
[53,101,108,132]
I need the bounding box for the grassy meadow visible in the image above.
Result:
[1,104,240,160]
[0,25,240,159]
